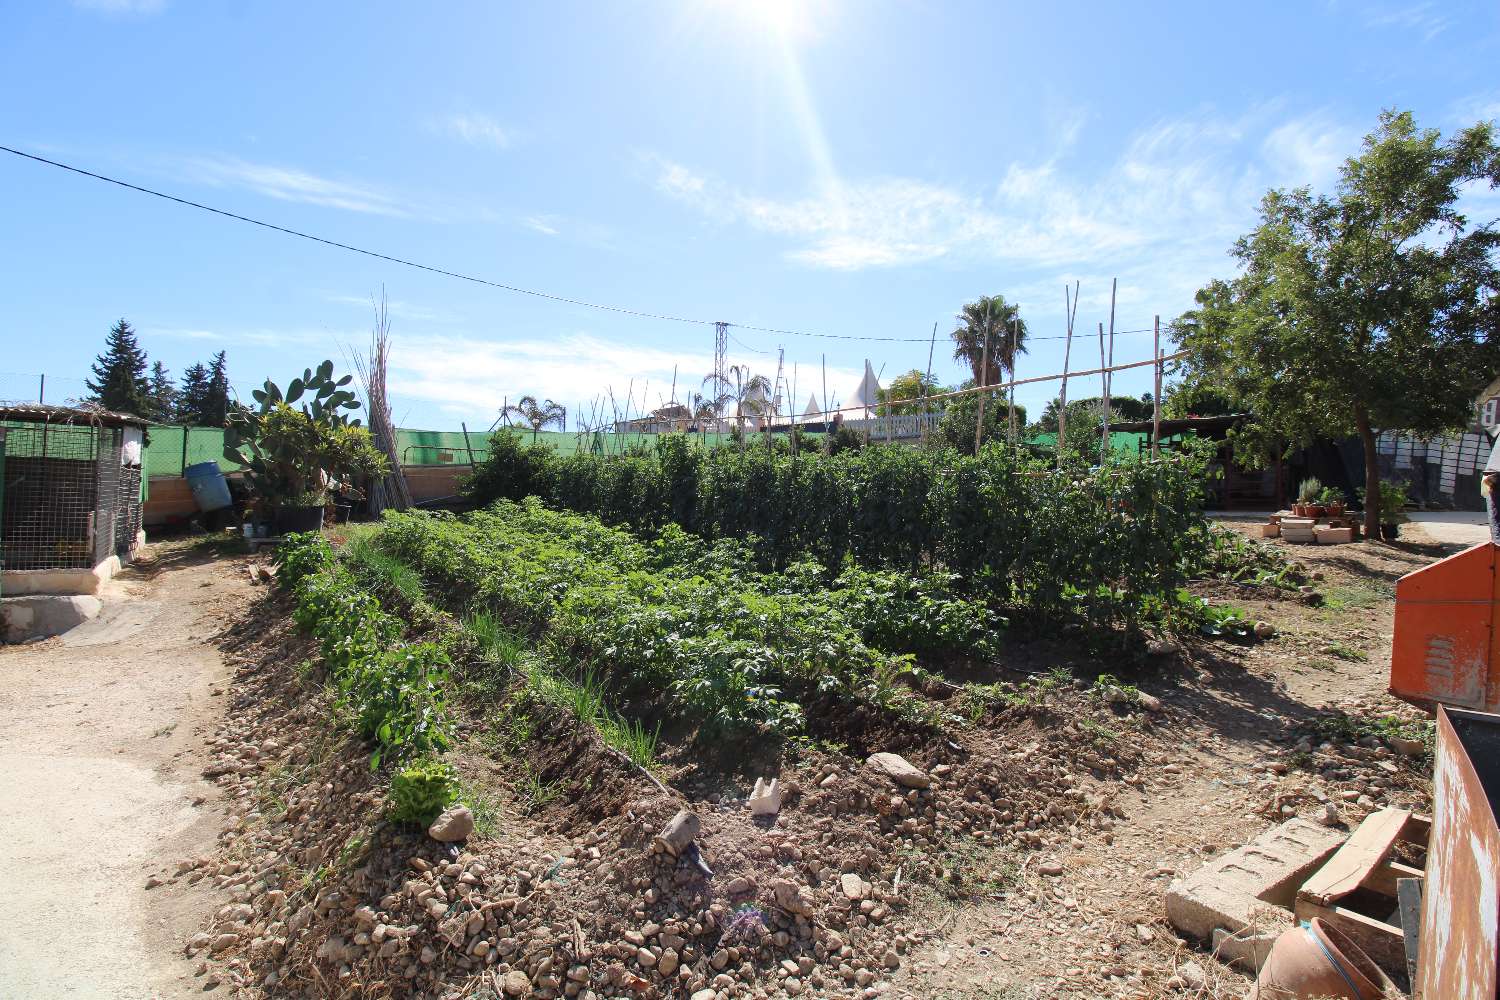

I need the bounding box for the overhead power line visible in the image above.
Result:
[0,144,1166,346]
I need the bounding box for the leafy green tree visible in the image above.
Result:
[1162,382,1239,419]
[1175,110,1500,536]
[951,295,1028,387]
[177,363,210,425]
[502,395,567,443]
[85,318,150,415]
[877,369,942,415]
[934,383,1027,454]
[1035,393,1153,432]
[146,361,177,422]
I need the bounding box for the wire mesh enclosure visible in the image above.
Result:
[0,406,146,573]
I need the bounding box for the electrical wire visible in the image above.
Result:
[2,144,1170,347]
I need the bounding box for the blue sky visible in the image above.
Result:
[2,0,1497,430]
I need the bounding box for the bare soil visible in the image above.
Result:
[0,540,247,998]
[895,519,1446,998]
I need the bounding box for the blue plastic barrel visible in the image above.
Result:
[184,461,233,513]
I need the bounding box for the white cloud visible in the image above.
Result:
[176,156,411,217]
[151,325,332,350]
[523,215,561,236]
[323,294,459,324]
[1362,2,1453,40]
[438,113,513,150]
[387,332,861,419]
[1261,115,1359,190]
[647,108,1364,277]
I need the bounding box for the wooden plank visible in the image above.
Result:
[1297,807,1411,906]
[1364,860,1423,899]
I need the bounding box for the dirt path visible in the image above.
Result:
[0,542,245,998]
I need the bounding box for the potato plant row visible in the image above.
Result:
[375,499,1006,733]
[274,532,454,770]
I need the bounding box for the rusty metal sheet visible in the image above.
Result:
[1418,706,1500,998]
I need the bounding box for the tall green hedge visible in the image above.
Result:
[462,431,1210,627]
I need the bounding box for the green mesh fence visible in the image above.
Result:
[145,426,244,477]
[144,424,761,475]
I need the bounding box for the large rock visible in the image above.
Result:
[865,752,930,789]
[427,805,475,843]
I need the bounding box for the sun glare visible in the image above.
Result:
[709,0,825,44]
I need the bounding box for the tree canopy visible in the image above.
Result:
[952,295,1027,387]
[86,318,150,415]
[1173,110,1500,533]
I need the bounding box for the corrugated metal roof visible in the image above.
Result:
[0,402,151,428]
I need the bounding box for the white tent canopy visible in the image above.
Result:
[802,393,822,418]
[847,360,882,415]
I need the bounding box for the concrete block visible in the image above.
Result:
[1166,817,1345,962]
[1316,527,1354,544]
[2,595,103,642]
[1261,523,1281,538]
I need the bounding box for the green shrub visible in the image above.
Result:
[389,759,459,825]
[460,434,1210,630]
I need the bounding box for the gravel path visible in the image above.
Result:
[0,544,242,998]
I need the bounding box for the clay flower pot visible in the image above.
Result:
[1250,917,1393,999]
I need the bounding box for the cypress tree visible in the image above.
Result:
[178,363,210,425]
[146,361,177,423]
[203,351,231,427]
[85,318,150,415]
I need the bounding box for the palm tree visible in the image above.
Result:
[501,395,567,443]
[692,394,718,444]
[952,295,1028,387]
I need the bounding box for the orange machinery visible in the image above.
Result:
[1390,541,1500,712]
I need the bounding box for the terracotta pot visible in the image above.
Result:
[1250,918,1392,999]
[1329,501,1345,516]
[1310,504,1327,517]
[1292,503,1306,517]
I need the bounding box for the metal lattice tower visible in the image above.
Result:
[713,321,729,418]
[771,347,785,417]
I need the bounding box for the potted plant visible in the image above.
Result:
[1295,477,1323,518]
[1317,486,1346,518]
[224,360,390,535]
[1376,481,1410,540]
[1357,480,1410,540]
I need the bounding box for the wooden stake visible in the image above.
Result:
[974,325,992,454]
[1097,322,1108,465]
[821,354,828,431]
[1104,278,1116,464]
[460,422,477,471]
[1057,282,1077,467]
[1152,315,1162,460]
[1007,312,1018,444]
[923,320,938,443]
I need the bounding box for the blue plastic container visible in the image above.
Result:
[184,461,233,513]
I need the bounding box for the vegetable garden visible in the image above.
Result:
[269,435,1272,815]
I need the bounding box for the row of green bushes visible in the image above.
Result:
[376,499,1006,733]
[463,432,1211,628]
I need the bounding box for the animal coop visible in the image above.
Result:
[0,405,147,590]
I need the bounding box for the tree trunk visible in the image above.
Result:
[1354,403,1380,540]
